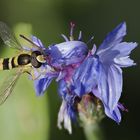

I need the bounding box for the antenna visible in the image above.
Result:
[19,34,41,50]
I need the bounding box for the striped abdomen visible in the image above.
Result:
[0,54,31,70]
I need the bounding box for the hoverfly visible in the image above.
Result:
[0,22,47,105]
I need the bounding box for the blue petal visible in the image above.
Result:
[97,42,137,67]
[90,60,122,123]
[34,76,54,96]
[58,80,76,105]
[32,65,57,80]
[97,22,137,68]
[89,23,137,123]
[58,80,68,98]
[47,41,88,68]
[91,23,137,122]
[72,55,100,96]
[98,64,122,110]
[105,105,121,123]
[97,22,126,54]
[58,80,77,121]
[31,36,45,48]
[113,42,137,67]
[72,52,123,123]
[57,100,72,134]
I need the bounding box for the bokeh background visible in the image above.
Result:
[0,0,140,140]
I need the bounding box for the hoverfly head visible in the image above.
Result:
[20,34,47,65]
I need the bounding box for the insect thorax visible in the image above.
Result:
[31,51,42,68]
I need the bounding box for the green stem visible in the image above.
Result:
[83,123,103,140]
[78,94,104,140]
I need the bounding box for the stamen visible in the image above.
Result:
[69,22,75,41]
[86,36,94,44]
[118,103,128,112]
[78,31,82,41]
[91,44,97,55]
[61,34,69,42]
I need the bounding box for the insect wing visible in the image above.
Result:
[0,69,23,105]
[20,34,45,54]
[0,21,23,50]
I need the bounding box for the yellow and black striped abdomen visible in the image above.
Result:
[0,57,19,70]
[0,54,31,70]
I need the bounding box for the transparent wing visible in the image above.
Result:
[20,34,45,54]
[0,69,23,105]
[0,21,23,50]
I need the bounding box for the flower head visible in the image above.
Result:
[32,22,137,134]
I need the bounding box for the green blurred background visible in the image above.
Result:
[0,0,140,140]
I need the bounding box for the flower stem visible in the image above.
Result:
[83,122,103,140]
[77,94,104,140]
